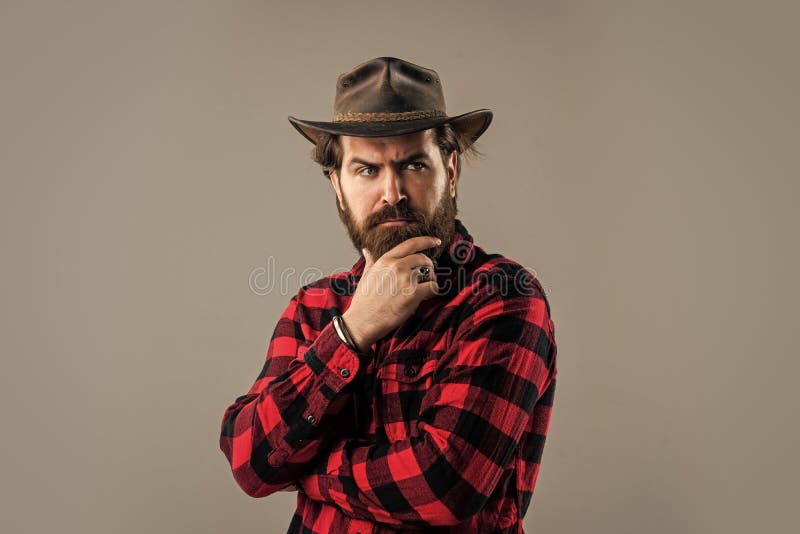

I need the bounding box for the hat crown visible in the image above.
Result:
[287,56,492,149]
[332,57,446,120]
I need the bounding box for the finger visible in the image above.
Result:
[416,277,440,300]
[396,252,436,273]
[411,264,433,282]
[413,263,438,286]
[385,236,442,259]
[400,264,437,295]
[361,248,376,271]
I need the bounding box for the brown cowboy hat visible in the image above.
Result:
[288,57,492,148]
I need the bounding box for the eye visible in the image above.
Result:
[358,166,376,176]
[406,161,426,171]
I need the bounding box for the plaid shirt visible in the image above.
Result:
[220,219,558,533]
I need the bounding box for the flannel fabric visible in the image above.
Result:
[220,219,558,533]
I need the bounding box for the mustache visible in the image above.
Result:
[369,204,423,226]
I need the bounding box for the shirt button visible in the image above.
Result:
[306,414,316,425]
[340,368,351,378]
[404,366,417,377]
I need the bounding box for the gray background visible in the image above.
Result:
[1,1,798,532]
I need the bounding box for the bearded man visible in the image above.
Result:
[220,56,558,533]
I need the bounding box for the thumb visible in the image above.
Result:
[361,248,374,272]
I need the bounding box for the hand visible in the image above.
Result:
[342,236,441,351]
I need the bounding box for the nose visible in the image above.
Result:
[380,167,407,206]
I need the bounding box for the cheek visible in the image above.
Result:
[349,183,383,208]
[416,185,445,212]
[343,188,377,223]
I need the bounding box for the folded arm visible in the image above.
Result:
[298,282,557,527]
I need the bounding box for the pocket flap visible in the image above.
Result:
[376,350,437,383]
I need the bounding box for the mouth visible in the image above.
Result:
[378,219,412,226]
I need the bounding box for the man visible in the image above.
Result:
[220,57,558,533]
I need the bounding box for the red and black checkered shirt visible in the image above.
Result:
[220,219,558,533]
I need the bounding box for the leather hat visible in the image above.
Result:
[288,56,492,148]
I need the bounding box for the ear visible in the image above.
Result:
[329,169,344,209]
[447,151,458,198]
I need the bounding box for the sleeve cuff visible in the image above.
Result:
[303,320,362,394]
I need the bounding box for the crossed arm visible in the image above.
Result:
[219,280,556,527]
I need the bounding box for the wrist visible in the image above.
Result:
[340,311,371,354]
[332,314,359,353]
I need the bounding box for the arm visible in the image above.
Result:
[219,290,366,497]
[297,280,557,527]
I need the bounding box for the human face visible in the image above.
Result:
[330,128,458,263]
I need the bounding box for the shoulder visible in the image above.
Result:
[448,245,557,372]
[450,244,556,351]
[464,245,553,318]
[456,247,557,368]
[288,266,357,312]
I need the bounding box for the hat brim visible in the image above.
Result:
[287,109,492,149]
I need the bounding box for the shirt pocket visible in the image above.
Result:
[376,350,438,443]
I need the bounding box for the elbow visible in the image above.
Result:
[228,455,294,498]
[410,433,501,525]
[232,468,278,498]
[220,435,291,499]
[390,493,487,528]
[426,487,492,526]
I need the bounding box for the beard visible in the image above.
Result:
[336,186,458,263]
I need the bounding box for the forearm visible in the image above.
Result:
[220,316,365,497]
[299,427,490,527]
[340,309,374,355]
[299,367,547,526]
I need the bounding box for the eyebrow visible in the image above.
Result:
[347,152,432,169]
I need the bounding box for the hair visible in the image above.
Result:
[311,123,483,182]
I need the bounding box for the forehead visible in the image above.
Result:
[340,129,437,162]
